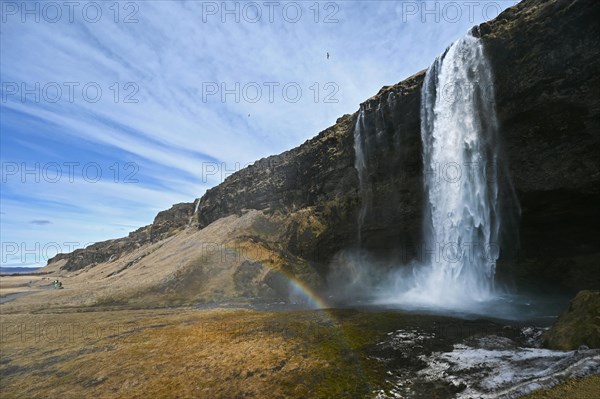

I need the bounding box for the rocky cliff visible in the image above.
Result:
[47,0,599,295]
[194,0,599,291]
[48,202,195,271]
[198,71,426,265]
[478,0,600,291]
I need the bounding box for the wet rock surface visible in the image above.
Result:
[372,323,600,399]
[479,0,600,292]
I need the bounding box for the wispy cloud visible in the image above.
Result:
[29,220,52,225]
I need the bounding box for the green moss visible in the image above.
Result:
[544,290,600,350]
[244,310,422,398]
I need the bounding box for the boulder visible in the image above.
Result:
[543,290,600,350]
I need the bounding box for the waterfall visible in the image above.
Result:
[353,107,369,245]
[187,198,201,227]
[403,32,503,306]
[353,91,400,247]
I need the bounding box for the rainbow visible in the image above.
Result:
[221,241,330,309]
[282,271,330,309]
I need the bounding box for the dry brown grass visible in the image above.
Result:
[0,275,47,296]
[0,211,371,398]
[3,305,597,399]
[0,210,325,314]
[0,307,376,399]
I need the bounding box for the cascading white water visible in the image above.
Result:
[187,198,201,227]
[353,107,369,245]
[353,93,398,247]
[400,32,502,307]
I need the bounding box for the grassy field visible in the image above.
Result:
[1,303,598,398]
[0,306,406,398]
[0,305,516,399]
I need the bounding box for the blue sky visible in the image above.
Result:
[0,0,518,267]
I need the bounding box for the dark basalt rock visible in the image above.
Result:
[479,0,600,291]
[197,72,426,266]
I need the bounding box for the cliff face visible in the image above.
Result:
[48,0,599,294]
[197,112,359,264]
[48,202,195,271]
[194,0,599,290]
[478,0,600,290]
[198,72,425,264]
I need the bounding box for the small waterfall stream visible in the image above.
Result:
[353,92,399,247]
[187,198,201,227]
[353,107,369,245]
